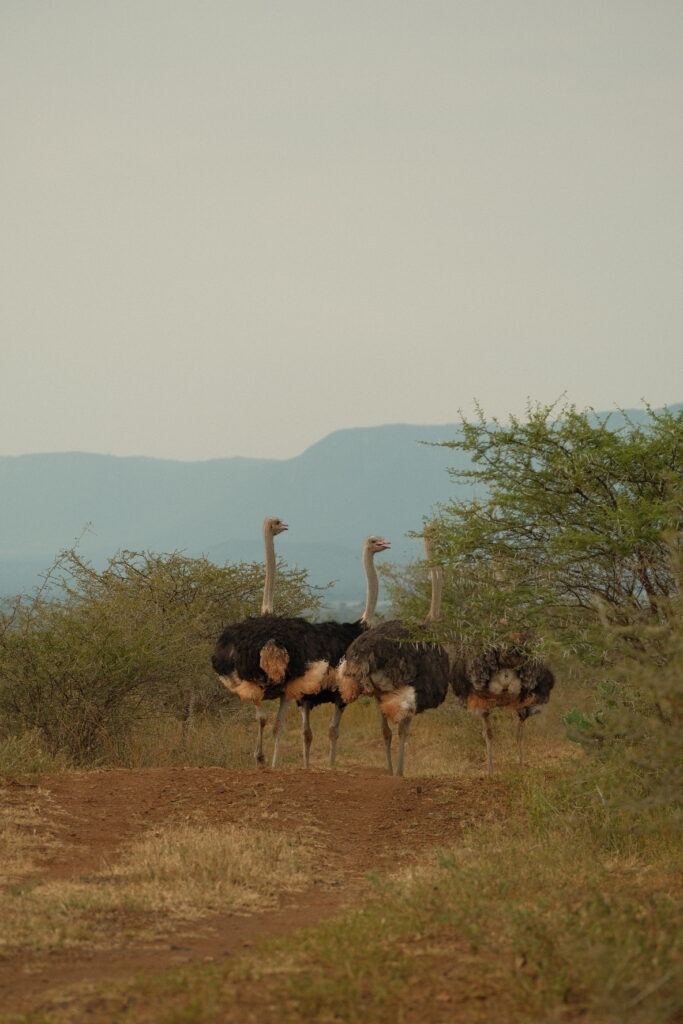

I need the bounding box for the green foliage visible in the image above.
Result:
[587,636,681,833]
[562,679,645,750]
[386,400,683,848]
[411,400,682,658]
[562,704,608,749]
[564,537,683,840]
[0,547,317,766]
[382,555,559,660]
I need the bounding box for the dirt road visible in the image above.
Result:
[0,766,500,1018]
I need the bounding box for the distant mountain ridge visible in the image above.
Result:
[1,406,680,606]
[0,423,469,604]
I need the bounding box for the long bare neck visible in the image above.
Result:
[360,543,380,625]
[261,524,277,615]
[424,532,443,623]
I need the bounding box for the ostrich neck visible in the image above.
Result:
[426,565,443,622]
[360,545,380,625]
[423,531,442,622]
[261,527,276,615]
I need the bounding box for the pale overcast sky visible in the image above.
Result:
[1,1,681,461]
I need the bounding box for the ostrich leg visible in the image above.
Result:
[377,702,394,775]
[300,700,313,768]
[516,712,526,768]
[255,707,268,765]
[395,716,412,778]
[271,697,290,768]
[481,711,494,776]
[328,704,344,766]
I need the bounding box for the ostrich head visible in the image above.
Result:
[367,536,391,554]
[264,516,288,537]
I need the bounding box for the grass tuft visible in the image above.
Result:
[0,730,68,779]
[0,821,315,957]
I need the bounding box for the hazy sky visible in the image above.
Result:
[2,1,681,461]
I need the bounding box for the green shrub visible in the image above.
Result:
[0,547,318,765]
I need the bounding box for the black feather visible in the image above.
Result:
[344,619,449,714]
[212,614,371,704]
[212,614,328,694]
[298,619,367,709]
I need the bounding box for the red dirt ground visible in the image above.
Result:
[0,767,503,1020]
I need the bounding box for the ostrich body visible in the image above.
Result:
[450,634,555,775]
[212,516,333,767]
[298,535,390,767]
[338,532,449,777]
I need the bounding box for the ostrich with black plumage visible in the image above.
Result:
[211,518,390,768]
[298,534,390,767]
[212,516,334,767]
[337,528,450,777]
[450,633,555,775]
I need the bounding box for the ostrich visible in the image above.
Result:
[450,633,555,775]
[298,535,391,768]
[211,516,334,768]
[338,529,449,777]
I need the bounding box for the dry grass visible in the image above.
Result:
[264,823,682,1024]
[8,667,675,1024]
[123,712,254,769]
[123,663,587,780]
[0,788,57,886]
[0,820,315,957]
[0,730,67,778]
[18,776,681,1024]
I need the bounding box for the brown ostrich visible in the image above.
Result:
[337,529,449,777]
[450,633,555,775]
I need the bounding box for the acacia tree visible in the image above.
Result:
[408,402,682,658]
[388,401,682,828]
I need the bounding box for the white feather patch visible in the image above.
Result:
[379,686,417,723]
[220,673,265,704]
[284,660,329,701]
[488,668,522,696]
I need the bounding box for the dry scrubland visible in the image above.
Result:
[1,406,681,1022]
[1,664,681,1024]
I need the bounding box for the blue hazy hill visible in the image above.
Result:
[0,423,469,604]
[1,406,680,607]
